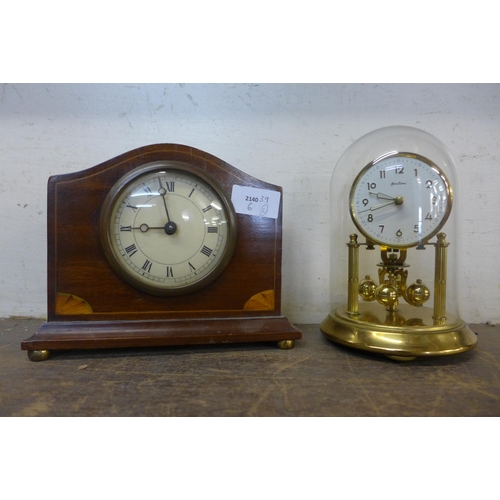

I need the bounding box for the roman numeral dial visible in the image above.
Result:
[100,161,238,296]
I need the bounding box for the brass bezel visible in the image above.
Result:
[349,152,453,248]
[100,160,238,297]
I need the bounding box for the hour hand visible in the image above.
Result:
[369,191,396,201]
[368,192,404,206]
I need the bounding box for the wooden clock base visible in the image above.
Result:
[22,316,301,360]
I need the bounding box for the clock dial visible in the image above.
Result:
[349,152,452,247]
[100,162,237,296]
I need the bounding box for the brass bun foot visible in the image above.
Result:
[277,340,295,349]
[27,350,52,362]
[385,355,417,362]
[320,305,477,360]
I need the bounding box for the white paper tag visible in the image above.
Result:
[231,185,281,219]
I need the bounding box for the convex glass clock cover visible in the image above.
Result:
[321,126,476,359]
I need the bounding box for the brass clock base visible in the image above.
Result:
[320,304,477,360]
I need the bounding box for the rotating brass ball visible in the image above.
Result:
[375,284,399,308]
[406,279,430,307]
[358,275,377,301]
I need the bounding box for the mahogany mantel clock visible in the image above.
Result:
[22,144,301,361]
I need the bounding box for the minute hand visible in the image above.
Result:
[358,200,396,213]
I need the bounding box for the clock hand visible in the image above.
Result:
[158,181,172,222]
[158,178,177,235]
[368,192,404,205]
[358,200,397,213]
[369,192,397,201]
[130,224,165,232]
[131,222,178,235]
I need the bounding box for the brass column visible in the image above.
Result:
[433,232,449,324]
[347,233,360,315]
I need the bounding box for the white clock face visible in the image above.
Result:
[349,152,452,247]
[101,162,237,296]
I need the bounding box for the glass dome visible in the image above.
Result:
[320,126,477,360]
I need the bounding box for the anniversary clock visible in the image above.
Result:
[22,144,301,361]
[320,126,477,360]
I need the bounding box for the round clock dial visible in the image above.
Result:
[100,161,238,296]
[349,152,452,248]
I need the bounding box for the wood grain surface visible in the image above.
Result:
[21,144,300,353]
[3,319,500,416]
[45,144,285,321]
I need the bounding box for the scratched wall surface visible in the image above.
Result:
[1,83,498,324]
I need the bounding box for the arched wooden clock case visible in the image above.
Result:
[21,144,301,360]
